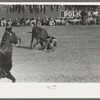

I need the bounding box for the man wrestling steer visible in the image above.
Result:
[30,26,57,51]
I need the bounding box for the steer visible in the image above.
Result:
[30,26,57,50]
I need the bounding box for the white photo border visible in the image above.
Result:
[0,2,100,98]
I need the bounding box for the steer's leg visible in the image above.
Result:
[39,41,45,49]
[33,38,39,48]
[6,72,16,83]
[30,36,34,49]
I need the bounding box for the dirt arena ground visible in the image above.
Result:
[0,25,100,83]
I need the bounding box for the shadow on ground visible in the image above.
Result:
[16,45,30,50]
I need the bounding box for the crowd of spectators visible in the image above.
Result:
[0,9,100,27]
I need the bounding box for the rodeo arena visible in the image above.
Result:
[0,4,100,82]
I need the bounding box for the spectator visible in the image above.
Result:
[30,17,36,26]
[12,18,20,26]
[54,17,61,25]
[85,15,93,25]
[49,17,55,26]
[76,16,82,25]
[36,17,41,26]
[25,18,30,26]
[65,18,70,25]
[68,17,75,25]
[7,19,12,26]
[87,10,92,17]
[5,19,12,31]
[42,16,49,25]
[20,17,25,26]
[92,9,99,24]
[0,18,6,26]
[92,16,97,25]
[61,18,66,25]
[80,9,87,25]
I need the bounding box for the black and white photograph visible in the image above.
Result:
[0,2,100,98]
[0,3,100,83]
